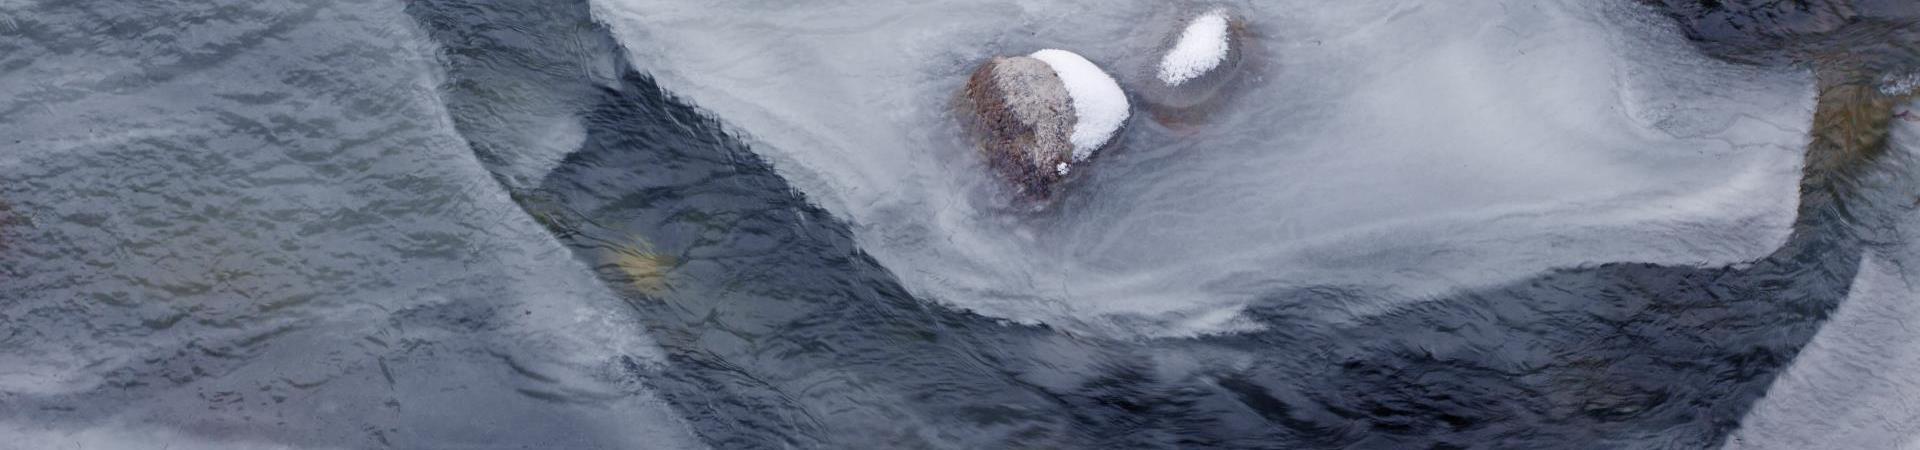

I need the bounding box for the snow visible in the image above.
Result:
[1158,9,1233,86]
[1030,49,1131,161]
[1883,71,1919,96]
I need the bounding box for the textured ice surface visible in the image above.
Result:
[1030,49,1130,160]
[1725,255,1920,449]
[1158,9,1233,86]
[0,0,701,446]
[1886,72,1920,97]
[1724,101,1920,450]
[0,422,341,450]
[591,0,1815,336]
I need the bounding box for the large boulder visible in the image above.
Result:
[960,49,1130,200]
[1137,7,1248,116]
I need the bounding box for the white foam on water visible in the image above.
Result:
[589,0,1815,337]
[1158,9,1233,86]
[1030,48,1131,160]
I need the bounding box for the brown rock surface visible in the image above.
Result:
[960,55,1079,199]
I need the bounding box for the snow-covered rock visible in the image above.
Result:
[1031,49,1131,161]
[1139,7,1246,113]
[960,50,1129,199]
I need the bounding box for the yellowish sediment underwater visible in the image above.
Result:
[610,236,674,294]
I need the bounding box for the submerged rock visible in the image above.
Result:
[960,49,1129,200]
[1138,7,1247,115]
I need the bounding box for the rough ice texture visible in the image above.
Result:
[1725,255,1920,449]
[1158,9,1233,86]
[0,0,702,446]
[592,0,1816,337]
[1029,49,1130,161]
[1723,103,1920,450]
[1883,72,1919,96]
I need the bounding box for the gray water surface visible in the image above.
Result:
[0,0,697,447]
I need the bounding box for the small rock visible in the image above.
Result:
[1138,7,1247,113]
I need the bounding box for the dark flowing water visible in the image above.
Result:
[2,0,1918,449]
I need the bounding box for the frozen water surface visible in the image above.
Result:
[1723,100,1920,450]
[9,0,1919,447]
[591,0,1816,336]
[0,0,701,447]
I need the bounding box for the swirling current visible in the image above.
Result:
[1,0,1918,448]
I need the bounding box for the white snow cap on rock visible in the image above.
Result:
[1882,71,1919,96]
[1158,9,1233,86]
[1030,49,1130,161]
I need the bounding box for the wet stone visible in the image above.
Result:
[960,55,1080,200]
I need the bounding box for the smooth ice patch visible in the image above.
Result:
[589,0,1815,337]
[1030,49,1130,160]
[1159,9,1233,86]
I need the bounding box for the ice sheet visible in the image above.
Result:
[1723,100,1920,450]
[0,0,701,446]
[590,0,1815,336]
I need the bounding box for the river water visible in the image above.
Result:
[1,0,1917,448]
